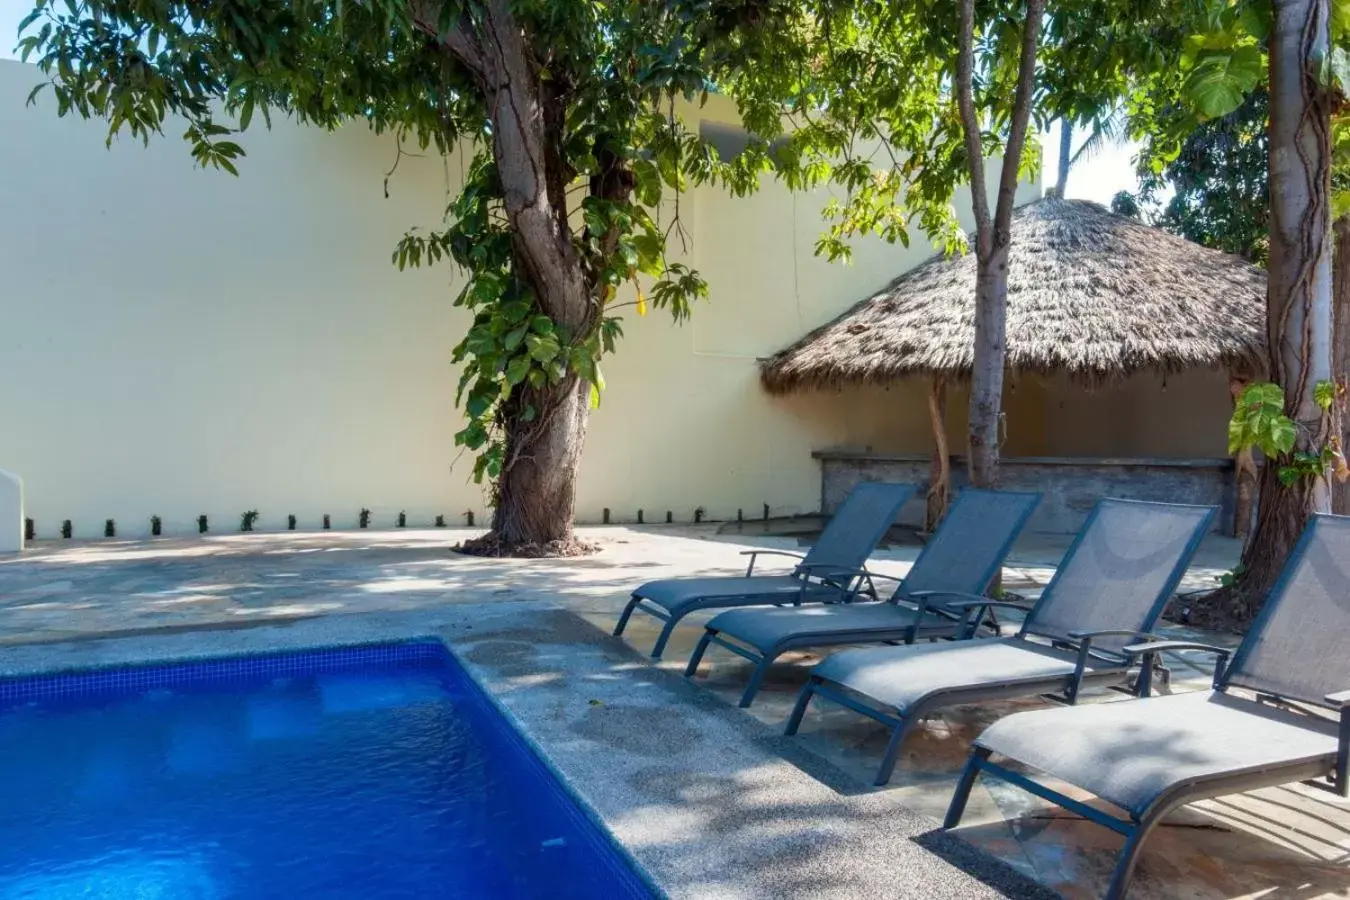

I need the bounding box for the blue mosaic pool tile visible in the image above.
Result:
[0,639,447,705]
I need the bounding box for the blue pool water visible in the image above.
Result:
[0,642,653,899]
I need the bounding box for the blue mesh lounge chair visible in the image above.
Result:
[785,498,1217,786]
[614,482,915,659]
[945,514,1350,900]
[683,489,1042,709]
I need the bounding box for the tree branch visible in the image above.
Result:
[956,0,991,255]
[994,0,1046,233]
[410,2,487,83]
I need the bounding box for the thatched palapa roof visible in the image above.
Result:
[760,199,1267,393]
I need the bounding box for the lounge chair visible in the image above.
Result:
[613,481,914,659]
[683,489,1042,709]
[945,513,1350,900]
[785,498,1216,785]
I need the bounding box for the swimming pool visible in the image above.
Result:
[0,641,654,899]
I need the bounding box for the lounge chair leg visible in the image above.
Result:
[785,676,819,736]
[738,654,776,708]
[651,617,681,660]
[685,630,716,678]
[944,747,991,828]
[614,595,642,637]
[1105,813,1161,900]
[874,716,916,786]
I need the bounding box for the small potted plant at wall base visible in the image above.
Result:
[240,510,259,532]
[150,515,162,536]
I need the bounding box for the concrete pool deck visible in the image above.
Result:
[2,525,1348,899]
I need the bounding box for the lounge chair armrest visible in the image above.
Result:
[1324,689,1350,709]
[1069,629,1163,643]
[797,564,883,601]
[939,598,1034,613]
[906,590,996,605]
[739,549,805,576]
[1120,639,1232,658]
[808,565,895,582]
[1121,640,1233,695]
[899,590,1009,641]
[932,598,1032,640]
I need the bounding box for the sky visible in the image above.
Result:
[0,0,1136,205]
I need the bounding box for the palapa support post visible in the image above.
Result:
[925,376,951,531]
[1229,373,1259,542]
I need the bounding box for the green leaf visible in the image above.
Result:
[1237,0,1272,43]
[503,325,527,351]
[525,333,560,363]
[16,8,42,35]
[505,356,531,386]
[1315,379,1337,411]
[1269,417,1298,455]
[1335,0,1350,41]
[589,382,601,409]
[1185,45,1263,119]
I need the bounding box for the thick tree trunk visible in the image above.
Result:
[1229,0,1335,611]
[489,378,591,550]
[1334,217,1350,514]
[426,0,619,554]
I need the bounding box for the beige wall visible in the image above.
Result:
[0,59,1218,538]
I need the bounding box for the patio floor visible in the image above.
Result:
[2,525,1348,899]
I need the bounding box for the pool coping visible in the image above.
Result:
[0,602,1056,899]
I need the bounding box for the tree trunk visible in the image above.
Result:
[489,377,591,550]
[1334,216,1350,514]
[968,246,1010,487]
[955,0,1042,490]
[925,377,951,529]
[1055,119,1073,198]
[1229,0,1335,612]
[418,0,606,553]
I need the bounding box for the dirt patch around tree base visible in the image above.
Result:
[1163,588,1253,634]
[454,532,601,558]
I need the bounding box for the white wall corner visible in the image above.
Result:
[0,468,23,552]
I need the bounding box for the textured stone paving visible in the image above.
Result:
[3,525,1347,899]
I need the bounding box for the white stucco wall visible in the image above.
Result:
[0,59,1040,537]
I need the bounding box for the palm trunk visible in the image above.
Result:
[1230,0,1335,611]
[1334,216,1350,515]
[1055,120,1073,198]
